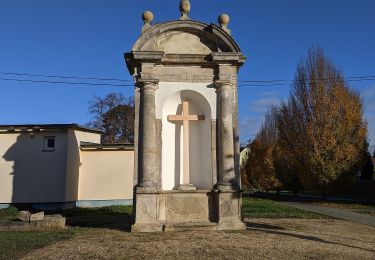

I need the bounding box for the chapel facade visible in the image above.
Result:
[125,1,246,232]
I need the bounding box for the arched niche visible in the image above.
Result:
[161,90,212,190]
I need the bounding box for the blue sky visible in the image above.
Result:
[0,0,374,145]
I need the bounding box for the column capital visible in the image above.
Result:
[137,79,159,90]
[215,80,232,92]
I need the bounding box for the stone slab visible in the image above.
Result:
[30,212,44,222]
[166,193,209,222]
[0,215,66,231]
[17,211,31,222]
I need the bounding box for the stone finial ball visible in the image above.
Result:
[218,14,230,26]
[180,0,191,13]
[142,11,154,22]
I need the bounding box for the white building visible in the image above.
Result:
[0,124,134,209]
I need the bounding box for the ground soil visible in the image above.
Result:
[22,219,375,260]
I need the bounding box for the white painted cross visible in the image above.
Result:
[167,101,205,185]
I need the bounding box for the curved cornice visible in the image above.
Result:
[132,20,241,53]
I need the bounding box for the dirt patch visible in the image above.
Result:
[21,219,375,259]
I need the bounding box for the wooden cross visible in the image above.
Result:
[167,101,205,185]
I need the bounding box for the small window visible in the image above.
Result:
[43,136,56,151]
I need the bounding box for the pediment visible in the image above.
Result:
[153,31,214,55]
[132,20,241,54]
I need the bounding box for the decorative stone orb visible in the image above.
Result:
[218,13,230,26]
[142,11,154,23]
[180,0,191,14]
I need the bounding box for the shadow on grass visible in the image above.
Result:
[60,205,133,232]
[244,221,285,230]
[0,230,76,259]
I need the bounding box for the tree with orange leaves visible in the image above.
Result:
[276,46,368,195]
[245,106,281,192]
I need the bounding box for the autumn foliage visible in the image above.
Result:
[244,47,368,194]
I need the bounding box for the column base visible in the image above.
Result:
[173,184,197,191]
[217,220,247,231]
[136,186,158,193]
[131,223,163,233]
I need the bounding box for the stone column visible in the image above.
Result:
[216,80,237,191]
[138,79,158,191]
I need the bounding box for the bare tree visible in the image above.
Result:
[88,93,134,144]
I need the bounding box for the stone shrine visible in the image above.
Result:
[125,0,246,232]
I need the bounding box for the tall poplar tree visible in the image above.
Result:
[277,47,368,194]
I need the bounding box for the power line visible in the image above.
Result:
[239,75,375,83]
[2,70,375,84]
[0,70,374,88]
[0,77,134,87]
[0,71,132,82]
[1,76,374,88]
[238,77,375,87]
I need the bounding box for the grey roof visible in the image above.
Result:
[80,143,134,151]
[0,123,104,134]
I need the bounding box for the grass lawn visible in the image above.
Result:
[0,197,328,259]
[242,197,329,219]
[0,230,76,260]
[0,205,133,259]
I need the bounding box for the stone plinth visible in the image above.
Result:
[216,191,246,231]
[132,190,246,232]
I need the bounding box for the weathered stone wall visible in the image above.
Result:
[126,16,246,232]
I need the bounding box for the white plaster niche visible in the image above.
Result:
[161,89,213,190]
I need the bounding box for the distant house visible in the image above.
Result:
[240,147,251,187]
[0,124,134,209]
[240,147,250,170]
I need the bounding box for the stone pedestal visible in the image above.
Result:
[132,190,215,232]
[216,191,246,231]
[131,190,246,232]
[131,192,163,233]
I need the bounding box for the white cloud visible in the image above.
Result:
[365,114,375,146]
[239,117,262,143]
[249,91,281,112]
[362,85,375,111]
[362,86,375,145]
